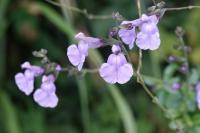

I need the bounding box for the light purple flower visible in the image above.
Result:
[168,55,177,62]
[55,64,62,72]
[179,64,188,74]
[15,70,34,95]
[136,14,160,50]
[139,14,158,33]
[118,20,141,49]
[136,31,160,50]
[15,62,44,95]
[75,32,103,48]
[119,14,160,50]
[118,28,136,49]
[171,82,182,91]
[195,83,200,91]
[67,43,88,71]
[99,45,133,84]
[21,62,44,76]
[33,75,58,108]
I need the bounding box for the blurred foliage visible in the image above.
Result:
[1,0,200,133]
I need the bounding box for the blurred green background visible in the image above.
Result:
[1,0,200,133]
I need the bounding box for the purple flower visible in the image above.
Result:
[55,64,62,72]
[195,83,200,91]
[136,31,160,50]
[118,20,141,49]
[67,43,88,71]
[171,82,182,91]
[21,62,44,76]
[136,14,160,50]
[118,28,136,49]
[15,62,44,95]
[168,55,177,62]
[75,32,103,48]
[179,64,188,74]
[119,14,160,50]
[15,70,34,95]
[33,75,58,108]
[67,33,100,71]
[99,45,133,84]
[139,14,158,33]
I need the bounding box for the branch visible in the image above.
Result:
[165,5,200,11]
[45,0,112,20]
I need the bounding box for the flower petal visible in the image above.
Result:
[33,89,58,108]
[107,53,127,66]
[15,71,34,95]
[67,44,82,66]
[75,32,103,48]
[118,29,136,49]
[21,62,44,76]
[99,63,117,84]
[117,64,133,84]
[136,31,160,50]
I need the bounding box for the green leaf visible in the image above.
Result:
[36,2,76,39]
[0,90,21,133]
[163,63,179,82]
[77,77,91,133]
[189,69,199,84]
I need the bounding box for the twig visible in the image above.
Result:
[136,0,143,82]
[46,0,112,20]
[136,0,142,17]
[135,0,180,128]
[165,5,200,11]
[61,67,99,73]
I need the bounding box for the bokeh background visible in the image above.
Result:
[0,0,200,133]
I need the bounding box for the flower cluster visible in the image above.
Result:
[119,14,160,50]
[15,62,60,108]
[67,32,103,71]
[15,14,161,108]
[67,14,160,84]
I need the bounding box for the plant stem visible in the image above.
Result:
[46,0,112,20]
[135,0,176,124]
[179,36,190,87]
[165,5,200,11]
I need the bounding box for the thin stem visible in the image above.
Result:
[136,49,142,81]
[60,67,99,73]
[165,5,200,12]
[178,33,190,90]
[46,0,112,20]
[137,75,167,112]
[135,0,180,127]
[136,0,143,81]
[136,0,142,16]
[83,68,99,73]
[120,43,132,64]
